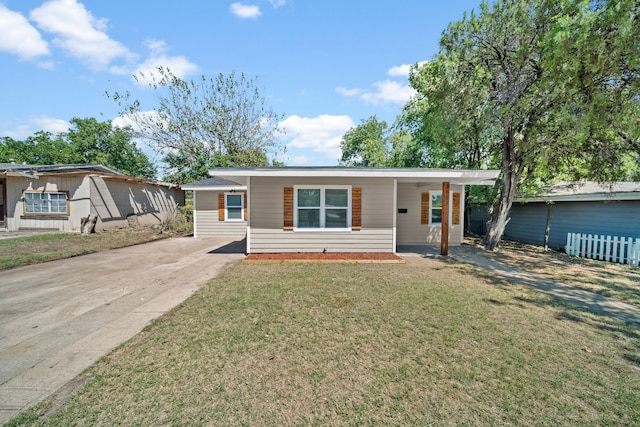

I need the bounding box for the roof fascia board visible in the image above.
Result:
[209,168,500,181]
[182,185,247,191]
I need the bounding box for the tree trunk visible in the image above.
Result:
[483,163,520,250]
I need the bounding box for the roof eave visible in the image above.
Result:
[182,185,247,191]
[208,167,500,185]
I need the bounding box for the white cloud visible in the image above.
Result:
[337,62,424,106]
[361,80,416,105]
[337,79,415,106]
[112,110,162,133]
[1,116,70,139]
[278,114,355,162]
[387,61,426,77]
[230,3,262,19]
[1,125,32,139]
[387,64,412,77]
[114,39,198,85]
[269,0,286,7]
[0,4,50,60]
[335,87,364,97]
[133,55,199,84]
[29,0,136,70]
[30,116,71,134]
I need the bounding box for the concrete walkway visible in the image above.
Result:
[398,245,640,328]
[0,237,245,425]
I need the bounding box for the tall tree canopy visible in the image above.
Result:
[400,0,639,250]
[339,116,390,167]
[0,117,156,179]
[109,67,285,184]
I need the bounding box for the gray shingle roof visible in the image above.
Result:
[181,177,244,189]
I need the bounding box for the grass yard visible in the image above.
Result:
[0,229,177,270]
[11,258,640,426]
[466,238,640,306]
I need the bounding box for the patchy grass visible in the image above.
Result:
[467,238,640,306]
[12,259,640,426]
[0,228,183,270]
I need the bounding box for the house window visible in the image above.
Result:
[225,193,244,221]
[24,192,68,214]
[295,186,350,229]
[430,191,442,224]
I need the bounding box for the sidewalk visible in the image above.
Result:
[398,245,640,328]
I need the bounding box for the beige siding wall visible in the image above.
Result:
[90,177,184,230]
[5,175,90,231]
[249,177,394,253]
[4,175,184,232]
[396,182,464,245]
[193,190,247,238]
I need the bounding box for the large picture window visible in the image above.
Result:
[225,193,244,221]
[295,186,350,229]
[24,192,68,214]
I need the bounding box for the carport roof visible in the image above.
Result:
[181,177,246,191]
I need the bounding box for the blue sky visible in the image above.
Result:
[0,0,481,166]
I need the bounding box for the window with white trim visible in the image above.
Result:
[295,186,350,229]
[225,193,244,221]
[24,192,68,214]
[430,191,442,224]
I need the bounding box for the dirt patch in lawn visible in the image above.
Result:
[243,252,405,263]
[464,237,640,305]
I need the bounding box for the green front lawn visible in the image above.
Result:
[11,258,640,426]
[0,229,173,270]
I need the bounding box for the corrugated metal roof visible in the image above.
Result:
[519,182,640,202]
[0,163,125,175]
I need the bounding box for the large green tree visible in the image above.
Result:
[109,67,285,183]
[66,117,156,179]
[402,0,639,250]
[0,118,156,179]
[339,116,390,167]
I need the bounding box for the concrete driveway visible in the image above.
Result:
[0,237,245,424]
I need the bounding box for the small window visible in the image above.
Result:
[24,192,68,215]
[225,193,243,221]
[295,186,350,230]
[430,191,442,224]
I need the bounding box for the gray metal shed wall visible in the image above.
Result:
[503,200,640,250]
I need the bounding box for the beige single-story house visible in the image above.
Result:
[0,163,184,232]
[184,167,499,253]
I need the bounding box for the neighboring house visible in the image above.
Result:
[0,163,184,232]
[501,182,640,250]
[185,167,499,253]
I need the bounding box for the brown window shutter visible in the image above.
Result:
[283,187,294,230]
[218,193,225,221]
[421,192,429,224]
[452,192,461,225]
[352,187,362,230]
[243,192,248,221]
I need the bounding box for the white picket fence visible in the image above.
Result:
[565,233,640,266]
